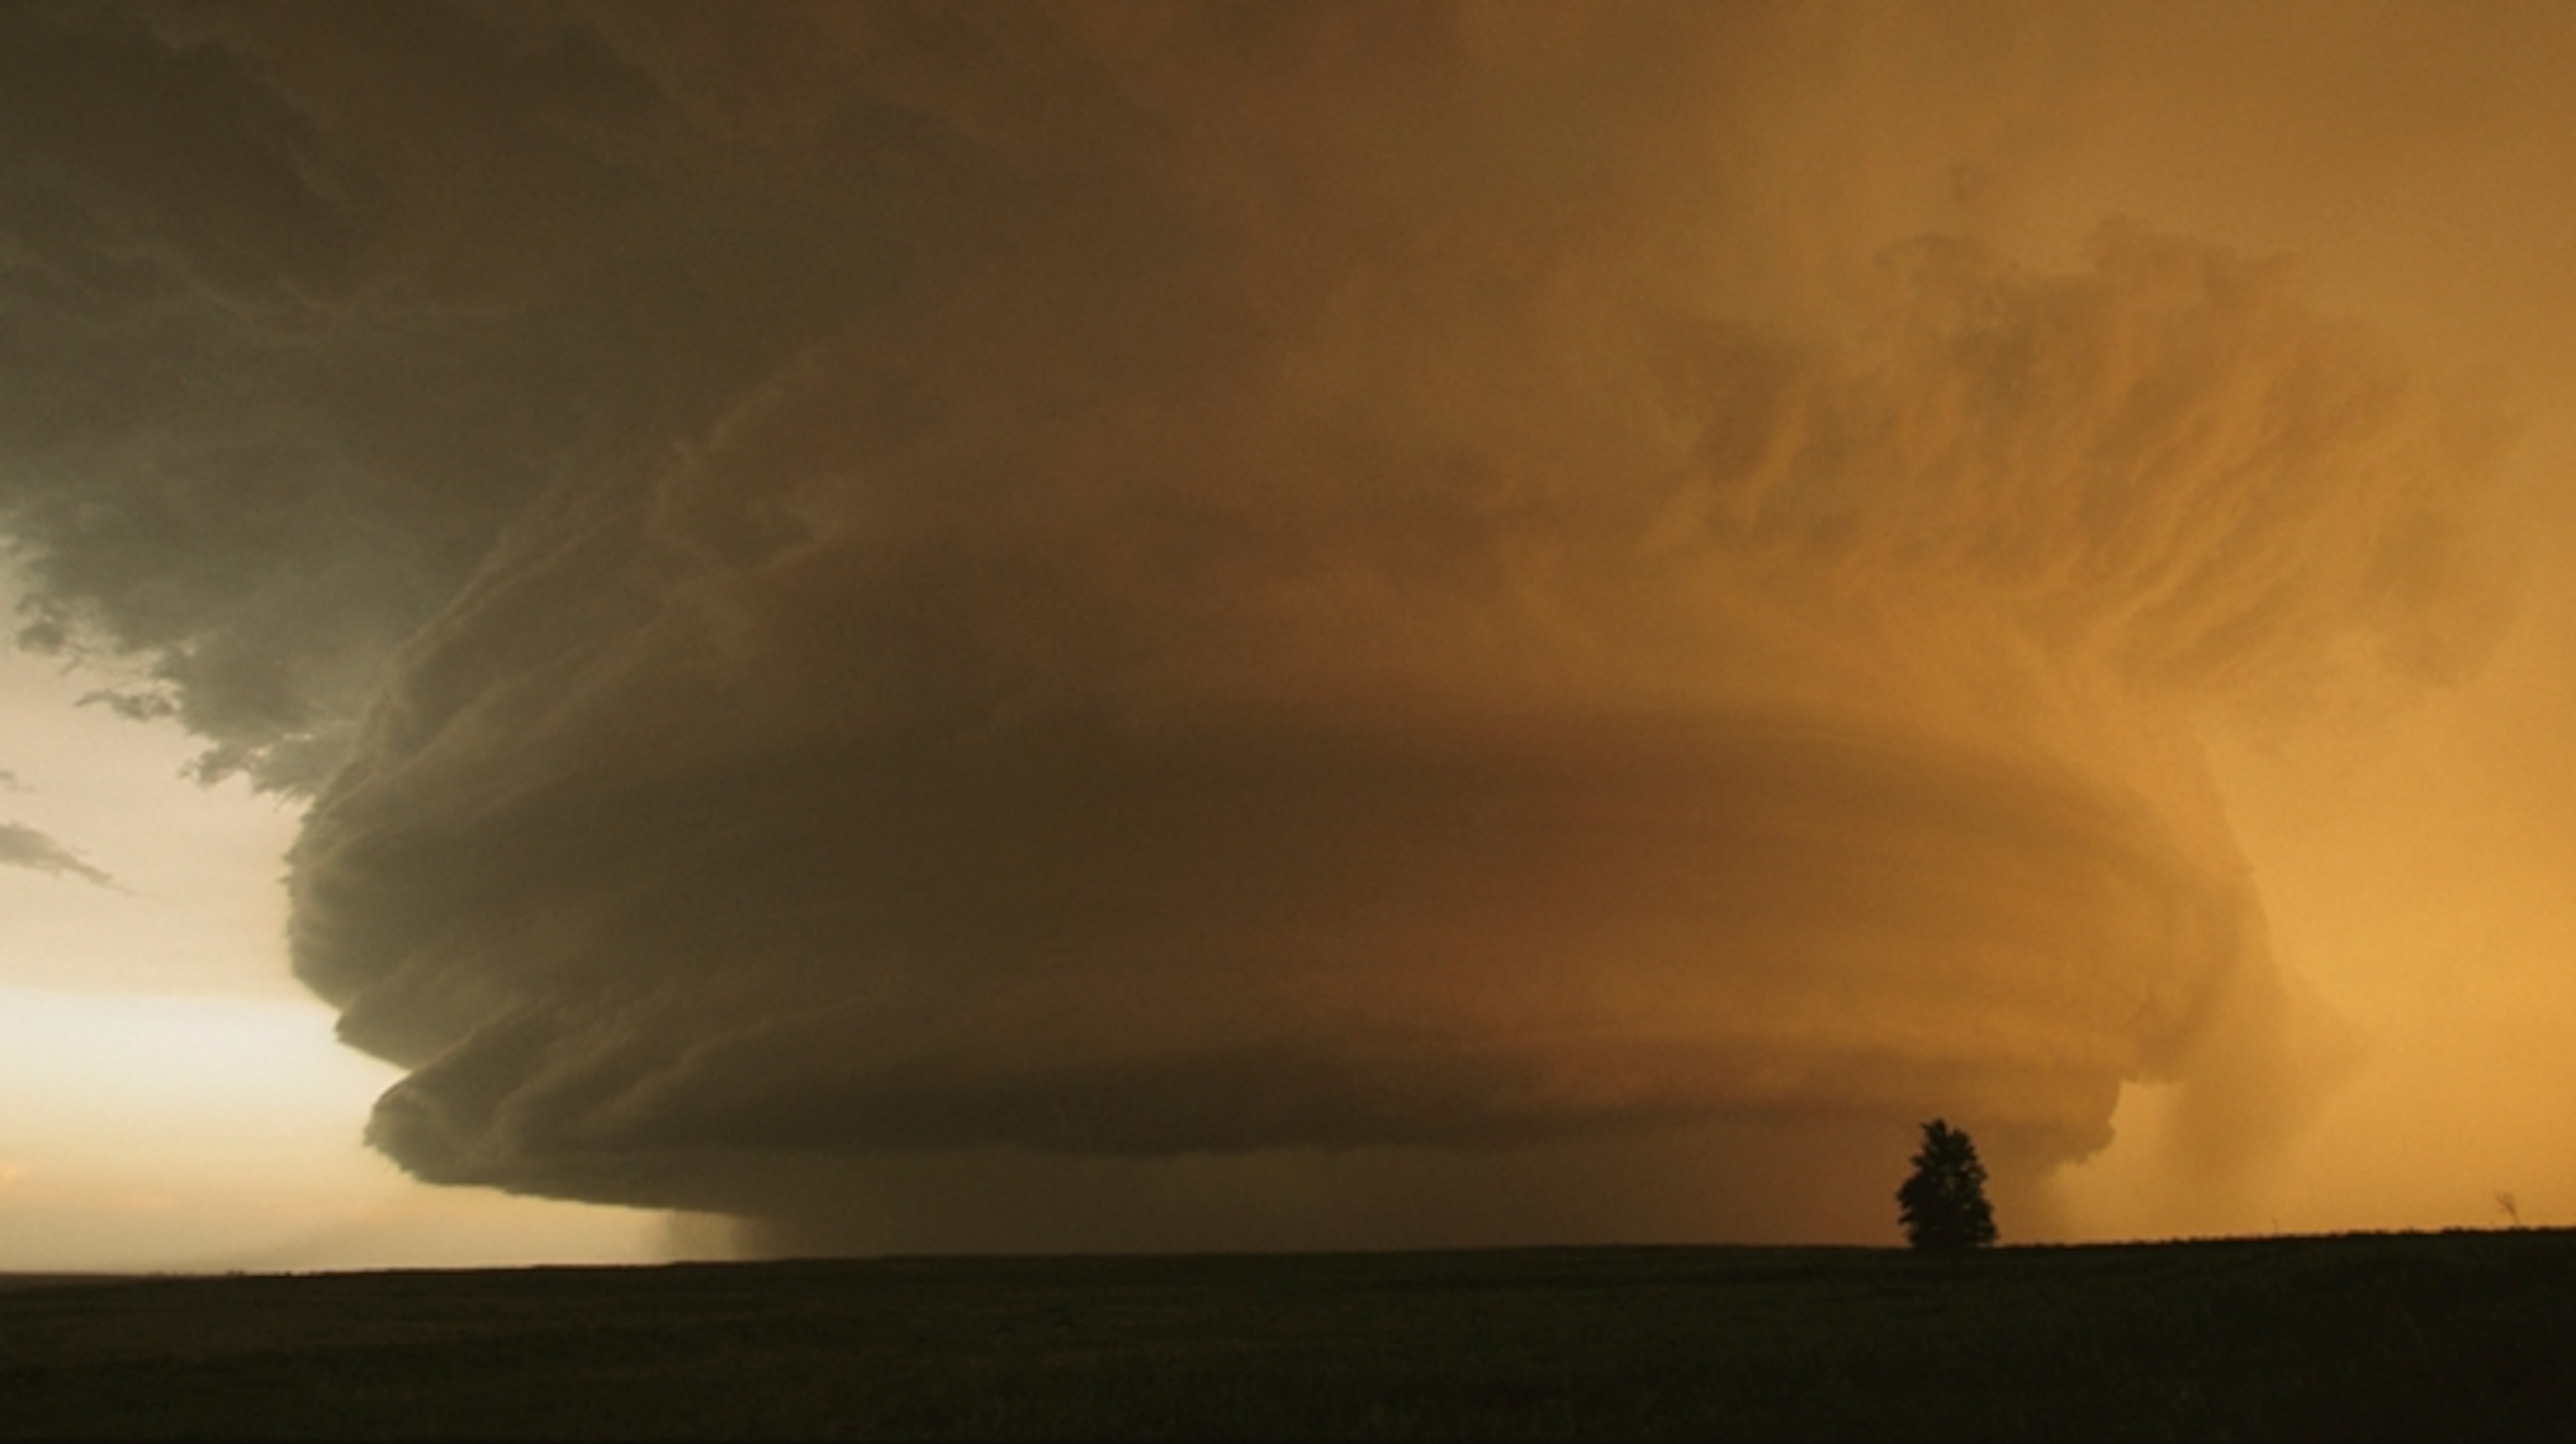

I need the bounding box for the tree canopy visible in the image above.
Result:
[1898,1119,1997,1250]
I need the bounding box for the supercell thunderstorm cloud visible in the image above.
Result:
[0,3,2521,1251]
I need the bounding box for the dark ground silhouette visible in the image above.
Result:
[2,1228,2568,1438]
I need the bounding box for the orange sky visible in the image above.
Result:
[4,2,2575,1265]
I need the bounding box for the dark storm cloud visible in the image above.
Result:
[0,0,932,788]
[0,819,112,886]
[0,3,2519,1249]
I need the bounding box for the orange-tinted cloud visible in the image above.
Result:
[0,3,2533,1249]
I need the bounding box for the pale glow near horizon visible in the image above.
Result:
[0,641,663,1272]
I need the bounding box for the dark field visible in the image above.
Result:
[3,1229,2571,1439]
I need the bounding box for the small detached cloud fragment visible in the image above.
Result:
[0,821,112,887]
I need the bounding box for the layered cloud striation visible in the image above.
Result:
[1,3,2516,1249]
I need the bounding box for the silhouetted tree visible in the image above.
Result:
[1897,1119,1997,1251]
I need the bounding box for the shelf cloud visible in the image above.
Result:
[0,3,2527,1250]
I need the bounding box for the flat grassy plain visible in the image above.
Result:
[3,1229,2569,1438]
